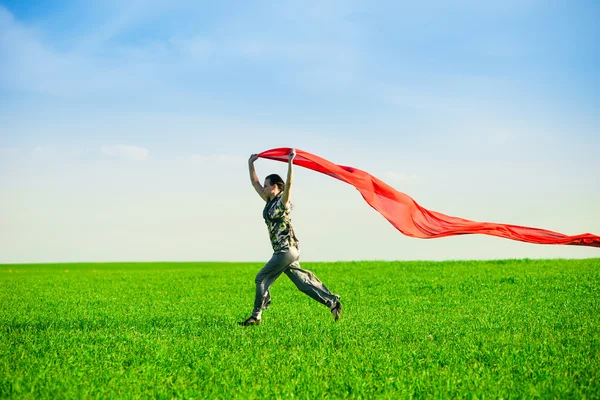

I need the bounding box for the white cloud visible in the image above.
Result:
[101,145,149,161]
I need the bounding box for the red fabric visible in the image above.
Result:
[258,147,600,248]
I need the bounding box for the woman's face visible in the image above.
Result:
[263,178,279,198]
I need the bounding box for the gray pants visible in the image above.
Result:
[252,246,339,318]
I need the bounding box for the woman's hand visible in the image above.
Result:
[249,153,259,164]
[289,149,296,162]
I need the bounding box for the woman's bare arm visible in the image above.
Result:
[282,149,296,205]
[249,154,267,201]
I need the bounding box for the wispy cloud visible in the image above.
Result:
[101,145,149,161]
[0,6,169,98]
[0,2,364,100]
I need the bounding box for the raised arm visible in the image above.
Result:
[248,154,267,201]
[281,149,296,206]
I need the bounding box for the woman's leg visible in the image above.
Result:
[284,255,340,308]
[251,249,297,319]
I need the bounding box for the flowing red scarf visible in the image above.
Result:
[258,148,600,248]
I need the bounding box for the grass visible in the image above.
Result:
[1,259,599,399]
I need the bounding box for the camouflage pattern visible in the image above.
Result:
[263,194,299,253]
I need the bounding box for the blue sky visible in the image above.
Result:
[1,0,599,263]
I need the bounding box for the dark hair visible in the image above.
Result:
[266,174,285,192]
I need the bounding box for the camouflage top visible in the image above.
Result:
[263,194,299,253]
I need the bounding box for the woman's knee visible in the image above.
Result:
[255,272,266,285]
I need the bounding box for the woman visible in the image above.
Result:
[239,149,342,326]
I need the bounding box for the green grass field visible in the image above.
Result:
[1,259,599,399]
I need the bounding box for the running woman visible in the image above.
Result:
[239,149,342,326]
